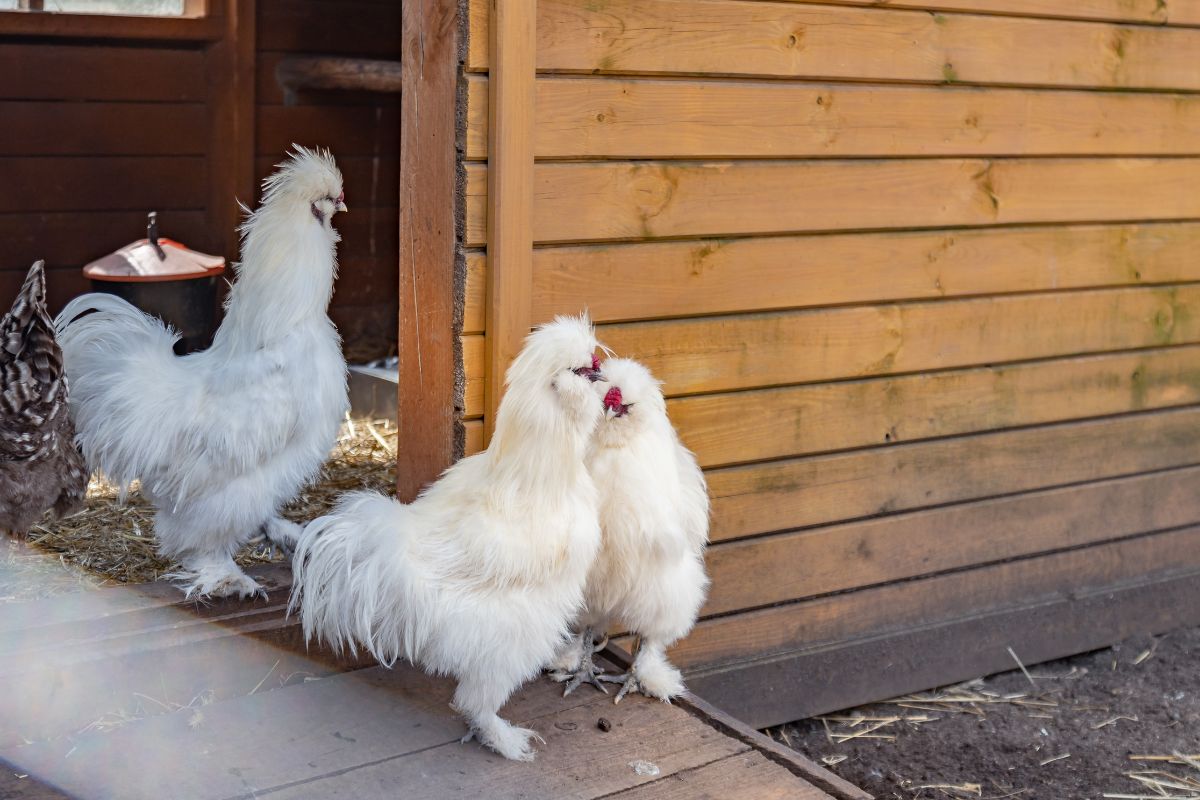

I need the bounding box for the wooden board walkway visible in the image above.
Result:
[0,560,864,800]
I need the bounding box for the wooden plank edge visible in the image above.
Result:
[686,567,1200,728]
[603,643,870,800]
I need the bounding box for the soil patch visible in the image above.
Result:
[779,628,1200,799]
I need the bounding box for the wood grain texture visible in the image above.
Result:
[606,751,829,800]
[484,0,537,441]
[256,104,400,157]
[464,158,1200,245]
[462,334,485,418]
[467,0,1200,90]
[669,345,1200,468]
[0,8,220,39]
[265,696,748,800]
[464,222,1200,324]
[465,76,1200,159]
[0,102,207,156]
[782,0,1200,26]
[0,157,206,214]
[0,43,205,102]
[464,419,484,454]
[655,525,1200,669]
[396,0,461,501]
[463,251,486,334]
[598,285,1200,396]
[701,464,1200,615]
[707,406,1200,542]
[690,562,1200,727]
[206,0,258,263]
[258,0,401,57]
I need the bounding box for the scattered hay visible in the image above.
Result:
[14,417,397,593]
[1105,754,1200,800]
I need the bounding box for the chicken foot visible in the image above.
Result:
[597,636,685,704]
[549,626,611,697]
[252,515,302,560]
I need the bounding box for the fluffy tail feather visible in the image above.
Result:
[290,491,428,667]
[53,293,184,491]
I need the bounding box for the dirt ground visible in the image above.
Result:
[778,628,1200,800]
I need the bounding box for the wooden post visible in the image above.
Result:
[205,0,256,260]
[483,0,537,443]
[396,0,461,501]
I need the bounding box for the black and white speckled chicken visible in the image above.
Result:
[0,261,87,537]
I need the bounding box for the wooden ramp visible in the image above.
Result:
[0,564,865,800]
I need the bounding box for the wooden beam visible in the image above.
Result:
[687,566,1200,727]
[274,56,402,104]
[396,0,462,501]
[205,0,256,260]
[483,0,537,442]
[0,8,221,39]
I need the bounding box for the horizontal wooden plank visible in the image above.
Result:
[257,0,401,57]
[786,0,1200,27]
[463,251,485,335]
[464,419,484,455]
[256,104,400,158]
[462,222,1200,324]
[463,334,484,418]
[707,405,1200,542]
[467,0,1200,90]
[463,158,1200,246]
[600,285,1200,396]
[0,157,206,214]
[0,43,205,102]
[689,557,1200,727]
[465,77,1200,160]
[670,345,1200,468]
[702,464,1200,615]
[0,102,207,156]
[265,696,746,800]
[608,751,829,800]
[0,9,220,41]
[667,524,1200,672]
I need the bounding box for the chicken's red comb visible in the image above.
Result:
[603,386,623,411]
[591,354,601,372]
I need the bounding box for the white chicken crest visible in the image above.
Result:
[291,314,605,762]
[55,146,349,599]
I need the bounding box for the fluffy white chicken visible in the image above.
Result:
[290,315,605,762]
[551,358,710,703]
[55,147,349,599]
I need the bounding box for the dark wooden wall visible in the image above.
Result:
[255,0,400,361]
[0,0,401,362]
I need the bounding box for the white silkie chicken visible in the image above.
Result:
[290,315,605,762]
[551,358,710,703]
[55,147,349,599]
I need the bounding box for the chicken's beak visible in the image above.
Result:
[336,200,349,213]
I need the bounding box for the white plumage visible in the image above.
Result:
[552,357,710,703]
[290,315,605,762]
[54,147,349,599]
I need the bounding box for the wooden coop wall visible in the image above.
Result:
[0,0,401,362]
[465,0,1200,726]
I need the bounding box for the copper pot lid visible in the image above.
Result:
[83,212,225,283]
